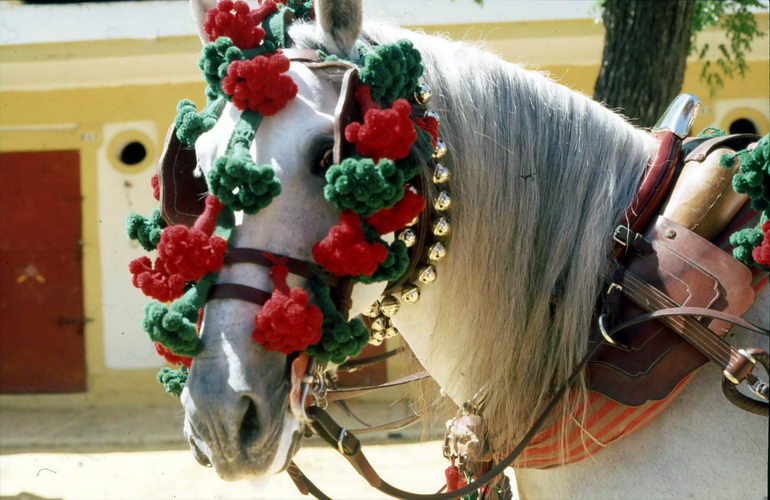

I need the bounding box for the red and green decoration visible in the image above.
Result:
[722,133,770,271]
[125,0,438,395]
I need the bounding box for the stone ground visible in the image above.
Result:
[1,402,513,500]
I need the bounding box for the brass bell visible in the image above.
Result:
[369,331,385,346]
[432,164,450,184]
[401,283,421,304]
[418,265,437,284]
[370,316,387,331]
[362,301,380,318]
[434,191,452,211]
[414,83,432,105]
[384,325,400,339]
[379,295,401,317]
[398,229,417,248]
[405,216,419,227]
[423,110,439,123]
[428,242,447,261]
[433,140,447,159]
[433,217,451,237]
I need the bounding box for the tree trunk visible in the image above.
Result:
[594,0,695,127]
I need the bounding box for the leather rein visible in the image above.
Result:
[197,53,769,499]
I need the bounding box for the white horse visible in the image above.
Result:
[181,1,769,497]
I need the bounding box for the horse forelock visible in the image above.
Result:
[289,22,656,460]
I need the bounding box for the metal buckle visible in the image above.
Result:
[722,349,758,385]
[598,314,617,345]
[612,225,630,247]
[337,428,348,454]
[606,282,623,295]
[299,362,328,422]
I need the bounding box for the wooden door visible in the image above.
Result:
[0,150,86,392]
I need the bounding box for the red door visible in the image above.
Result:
[0,150,86,392]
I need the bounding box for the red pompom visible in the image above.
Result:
[151,173,160,201]
[752,221,770,266]
[444,464,468,492]
[129,256,186,302]
[365,188,426,234]
[414,115,439,148]
[312,212,389,276]
[222,52,299,115]
[345,86,417,161]
[203,0,269,49]
[154,343,193,368]
[130,196,227,302]
[253,257,323,354]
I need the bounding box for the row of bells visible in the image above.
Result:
[365,83,450,346]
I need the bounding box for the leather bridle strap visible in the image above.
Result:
[288,305,768,499]
[325,370,431,401]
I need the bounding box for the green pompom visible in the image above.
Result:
[175,98,225,148]
[305,276,370,364]
[208,146,281,214]
[729,223,770,271]
[126,208,166,251]
[723,134,769,213]
[199,37,243,97]
[354,240,410,284]
[284,0,314,20]
[359,39,423,105]
[142,275,216,357]
[324,157,405,216]
[157,366,189,397]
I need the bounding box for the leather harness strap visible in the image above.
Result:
[325,370,431,402]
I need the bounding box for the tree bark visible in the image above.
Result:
[594,0,695,127]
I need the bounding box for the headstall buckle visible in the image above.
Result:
[612,225,630,247]
[336,428,349,455]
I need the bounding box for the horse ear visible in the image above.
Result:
[314,0,363,59]
[190,0,218,44]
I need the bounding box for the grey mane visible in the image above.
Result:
[288,20,657,457]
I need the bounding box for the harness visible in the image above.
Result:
[128,2,770,498]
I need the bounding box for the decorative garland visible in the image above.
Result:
[126,0,440,396]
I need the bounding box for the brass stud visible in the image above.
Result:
[432,164,450,184]
[369,331,385,346]
[414,83,432,105]
[433,140,447,159]
[405,216,419,227]
[362,301,380,318]
[379,295,401,317]
[401,283,421,304]
[418,265,437,284]
[384,326,399,339]
[434,191,452,211]
[371,316,387,331]
[428,242,447,262]
[398,229,417,248]
[433,217,451,237]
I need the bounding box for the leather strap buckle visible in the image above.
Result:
[612,225,630,246]
[723,348,757,385]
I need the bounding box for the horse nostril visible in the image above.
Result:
[239,397,262,448]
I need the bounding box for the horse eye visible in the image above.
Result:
[313,147,334,177]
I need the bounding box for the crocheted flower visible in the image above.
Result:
[312,211,389,276]
[305,278,370,364]
[208,148,281,214]
[359,39,424,104]
[151,174,161,201]
[199,37,244,97]
[203,0,274,49]
[157,366,189,397]
[253,259,323,354]
[129,256,187,302]
[365,188,426,234]
[324,157,405,216]
[126,208,166,251]
[354,240,409,284]
[345,86,417,161]
[723,134,769,212]
[222,52,298,115]
[279,0,314,20]
[752,220,770,267]
[729,224,769,271]
[414,114,439,148]
[154,343,193,368]
[175,99,222,147]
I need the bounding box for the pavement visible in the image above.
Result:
[0,402,474,500]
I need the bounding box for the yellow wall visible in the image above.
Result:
[1,14,767,409]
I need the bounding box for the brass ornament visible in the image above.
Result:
[398,228,417,248]
[418,265,437,284]
[402,283,421,304]
[428,241,447,261]
[363,301,380,318]
[369,330,385,346]
[433,217,451,237]
[414,83,432,105]
[433,140,447,159]
[432,164,450,184]
[371,316,387,331]
[423,110,440,123]
[405,216,419,227]
[384,326,399,339]
[379,295,401,317]
[434,191,452,211]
